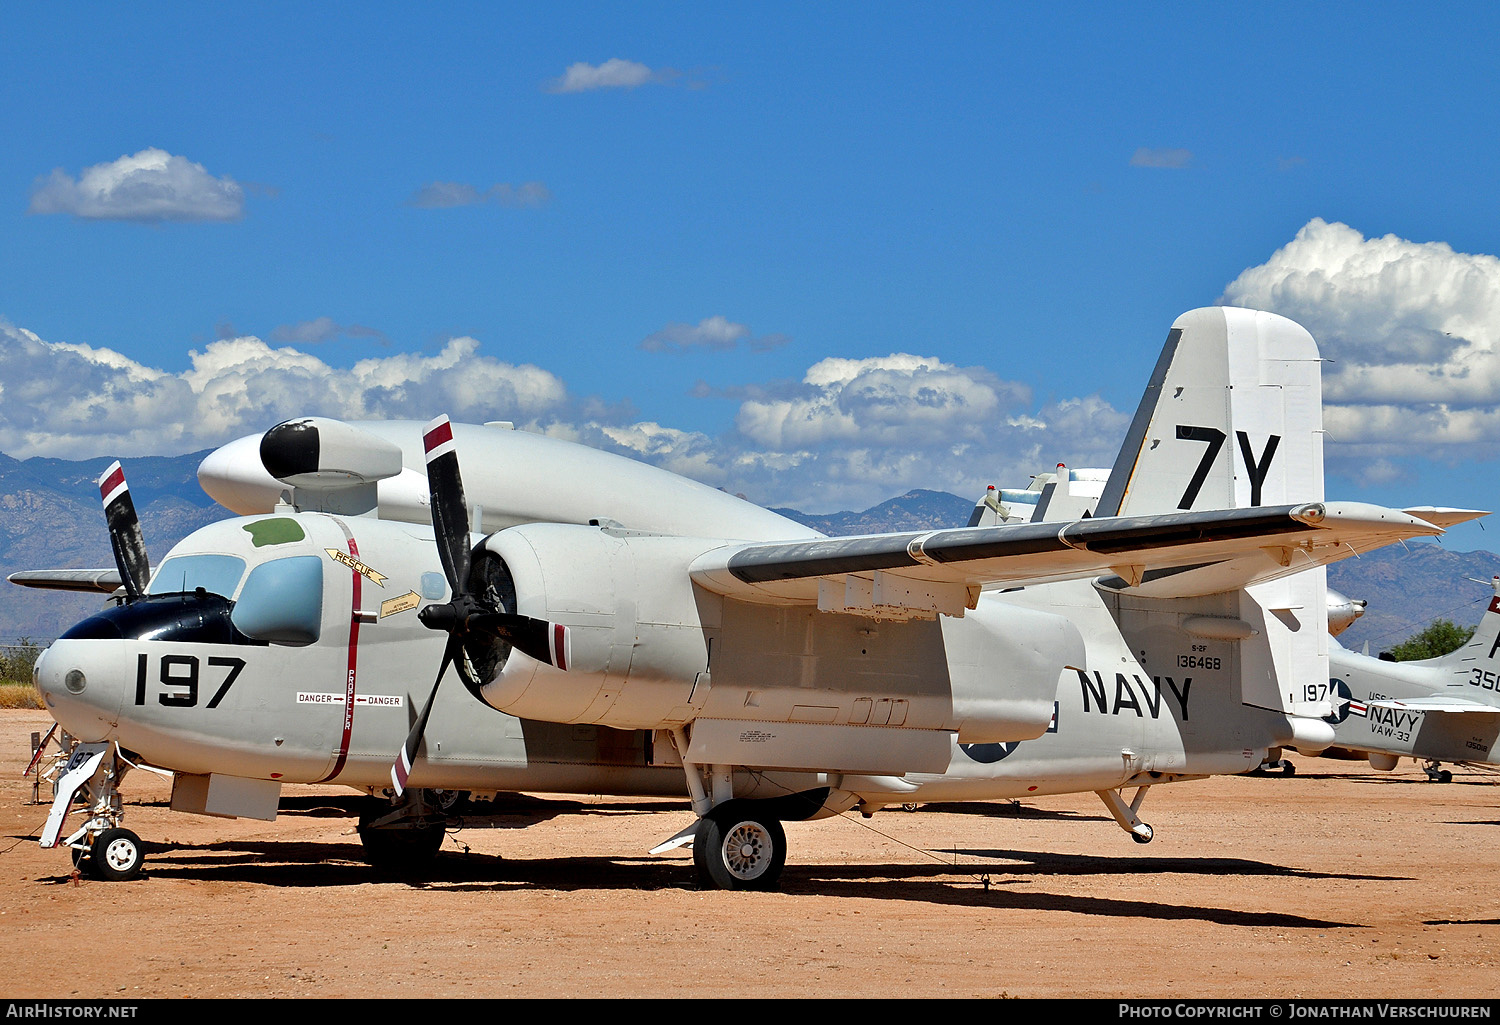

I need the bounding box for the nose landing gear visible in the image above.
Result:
[39,741,146,881]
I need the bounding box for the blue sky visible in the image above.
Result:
[4,4,1500,549]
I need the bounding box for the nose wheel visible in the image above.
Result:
[88,827,145,881]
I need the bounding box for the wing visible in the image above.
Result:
[8,569,126,594]
[690,501,1442,615]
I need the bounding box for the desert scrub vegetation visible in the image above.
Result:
[0,638,44,708]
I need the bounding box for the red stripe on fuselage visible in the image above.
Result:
[316,527,362,783]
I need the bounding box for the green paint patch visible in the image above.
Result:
[243,518,306,547]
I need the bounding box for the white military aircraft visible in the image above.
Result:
[19,306,1446,888]
[1314,578,1500,782]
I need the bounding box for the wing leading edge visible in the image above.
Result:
[689,501,1442,615]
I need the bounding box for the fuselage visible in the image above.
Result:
[35,513,1285,805]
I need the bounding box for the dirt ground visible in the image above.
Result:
[3,708,1500,1001]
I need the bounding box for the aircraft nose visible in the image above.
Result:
[34,640,126,743]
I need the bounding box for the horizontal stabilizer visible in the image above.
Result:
[1371,697,1500,716]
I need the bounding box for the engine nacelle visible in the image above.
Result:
[1327,588,1367,638]
[474,524,720,727]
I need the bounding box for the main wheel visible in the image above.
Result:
[694,804,786,891]
[90,827,143,881]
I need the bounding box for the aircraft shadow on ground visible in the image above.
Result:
[29,831,1398,928]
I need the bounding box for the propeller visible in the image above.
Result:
[99,460,149,601]
[390,415,572,796]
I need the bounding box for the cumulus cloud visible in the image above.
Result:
[407,181,551,209]
[0,317,1128,513]
[640,316,790,354]
[1129,147,1193,169]
[1220,217,1500,481]
[0,321,566,460]
[547,58,670,93]
[27,148,245,223]
[718,354,1126,510]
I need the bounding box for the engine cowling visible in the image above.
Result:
[471,524,718,727]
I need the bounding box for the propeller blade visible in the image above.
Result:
[422,415,472,595]
[469,611,572,670]
[391,636,460,796]
[98,461,149,600]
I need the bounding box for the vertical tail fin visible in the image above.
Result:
[1095,307,1324,518]
[1428,577,1500,669]
[1074,308,1331,724]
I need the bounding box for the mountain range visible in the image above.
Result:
[0,449,1488,654]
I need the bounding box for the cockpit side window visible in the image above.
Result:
[230,556,324,646]
[148,554,247,599]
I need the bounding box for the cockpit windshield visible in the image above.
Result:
[147,554,247,599]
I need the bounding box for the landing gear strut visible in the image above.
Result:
[1423,760,1454,784]
[667,729,791,890]
[1096,786,1154,843]
[40,742,146,880]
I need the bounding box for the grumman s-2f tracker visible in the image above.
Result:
[18,307,1445,888]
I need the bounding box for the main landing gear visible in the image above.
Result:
[1251,757,1297,777]
[666,728,792,891]
[39,741,147,880]
[357,787,449,871]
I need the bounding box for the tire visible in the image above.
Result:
[1282,762,1296,777]
[1439,770,1453,784]
[694,804,786,891]
[89,827,143,881]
